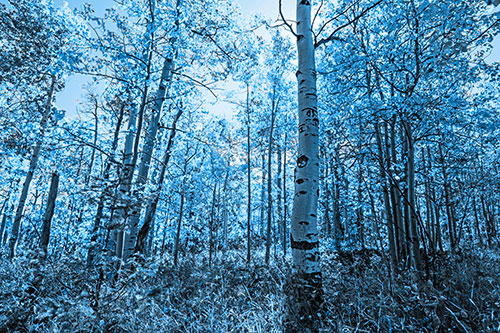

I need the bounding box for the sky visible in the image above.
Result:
[49,0,500,117]
[51,0,295,118]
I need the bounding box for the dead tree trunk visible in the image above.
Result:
[40,172,59,257]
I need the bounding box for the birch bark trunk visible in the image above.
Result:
[135,108,182,254]
[287,0,322,328]
[123,54,176,261]
[87,103,124,266]
[265,100,276,265]
[277,146,283,252]
[246,84,252,264]
[283,133,288,258]
[114,101,139,261]
[9,76,56,258]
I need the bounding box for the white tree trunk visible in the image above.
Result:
[122,0,181,261]
[291,0,321,279]
[114,101,139,261]
[123,55,176,261]
[9,76,56,258]
[287,0,323,330]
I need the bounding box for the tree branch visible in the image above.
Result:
[315,0,383,49]
[279,0,298,38]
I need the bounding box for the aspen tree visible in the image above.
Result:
[287,0,322,327]
[9,76,56,258]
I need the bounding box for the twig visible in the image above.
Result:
[279,0,298,38]
[445,306,470,332]
[315,0,383,49]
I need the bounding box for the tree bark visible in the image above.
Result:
[209,184,217,269]
[40,172,59,257]
[283,133,288,258]
[123,54,176,261]
[222,168,230,249]
[173,192,185,267]
[390,116,404,261]
[288,0,322,329]
[114,98,140,262]
[135,108,182,254]
[260,153,266,239]
[246,84,252,264]
[9,76,56,258]
[439,142,456,250]
[375,121,397,266]
[277,145,283,252]
[404,119,422,271]
[87,102,125,266]
[265,99,276,265]
[320,149,331,237]
[0,180,16,246]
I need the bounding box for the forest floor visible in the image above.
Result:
[0,246,499,332]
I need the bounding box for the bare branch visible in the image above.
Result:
[315,0,383,49]
[171,71,218,98]
[312,0,324,29]
[314,0,362,40]
[279,0,298,38]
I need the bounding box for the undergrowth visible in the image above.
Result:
[0,247,498,332]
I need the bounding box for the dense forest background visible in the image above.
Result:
[0,0,499,331]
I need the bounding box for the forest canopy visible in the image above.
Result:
[0,0,499,331]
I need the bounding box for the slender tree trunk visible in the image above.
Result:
[288,0,322,329]
[40,172,59,257]
[375,122,397,266]
[87,101,99,183]
[265,103,276,265]
[0,204,9,247]
[423,147,435,253]
[115,52,152,261]
[283,133,288,258]
[9,76,56,258]
[246,84,252,264]
[322,151,331,237]
[222,168,230,249]
[401,124,411,265]
[480,195,494,245]
[135,108,183,254]
[427,147,442,252]
[260,153,266,239]
[124,52,177,261]
[405,119,422,271]
[356,119,365,248]
[390,116,404,261]
[434,195,443,252]
[0,212,6,247]
[114,100,139,262]
[439,142,456,250]
[87,103,124,266]
[332,150,343,248]
[173,192,185,267]
[209,184,217,269]
[277,146,283,252]
[0,180,16,246]
[0,207,10,246]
